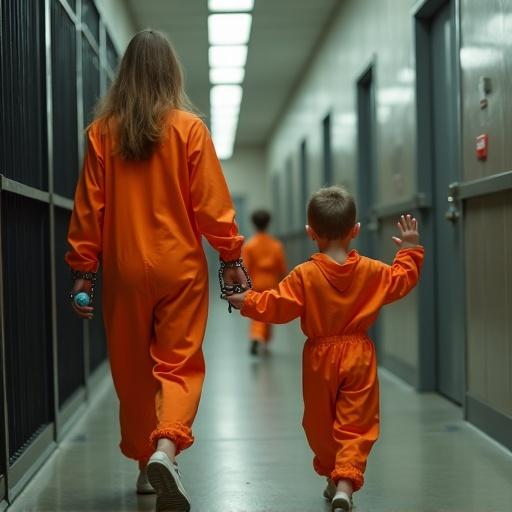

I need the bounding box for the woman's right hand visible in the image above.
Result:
[222,266,251,294]
[70,278,94,320]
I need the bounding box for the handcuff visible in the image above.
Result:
[69,270,97,303]
[218,259,252,313]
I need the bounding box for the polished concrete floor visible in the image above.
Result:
[10,293,512,511]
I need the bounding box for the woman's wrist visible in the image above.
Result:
[70,270,98,302]
[71,269,98,281]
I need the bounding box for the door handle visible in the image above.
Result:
[445,183,460,223]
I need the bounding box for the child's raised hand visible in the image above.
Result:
[392,214,420,249]
[221,290,249,311]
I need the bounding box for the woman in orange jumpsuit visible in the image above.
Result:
[225,187,424,511]
[66,30,247,511]
[242,210,286,354]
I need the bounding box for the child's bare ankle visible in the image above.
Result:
[336,478,353,496]
[156,438,177,463]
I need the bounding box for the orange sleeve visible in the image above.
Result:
[382,247,424,304]
[188,120,244,261]
[65,129,104,272]
[241,268,304,323]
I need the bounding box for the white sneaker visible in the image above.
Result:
[136,468,155,494]
[146,451,191,511]
[332,490,353,511]
[323,478,336,501]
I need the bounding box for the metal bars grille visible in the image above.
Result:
[1,194,52,462]
[106,32,118,71]
[0,0,47,190]
[81,36,100,128]
[0,0,120,501]
[82,0,99,43]
[51,0,79,199]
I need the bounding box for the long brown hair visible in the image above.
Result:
[94,29,193,160]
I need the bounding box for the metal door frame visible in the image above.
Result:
[285,156,295,232]
[413,0,466,399]
[0,190,10,507]
[299,139,312,262]
[356,58,377,258]
[322,113,333,186]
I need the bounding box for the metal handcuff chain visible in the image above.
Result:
[218,259,252,313]
[69,270,98,304]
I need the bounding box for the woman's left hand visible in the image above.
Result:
[70,278,94,320]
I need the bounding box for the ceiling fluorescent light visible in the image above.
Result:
[212,124,238,137]
[212,119,238,134]
[213,138,234,160]
[209,0,254,12]
[212,112,238,121]
[211,110,240,122]
[212,119,238,132]
[213,136,236,148]
[208,14,252,45]
[212,132,236,146]
[210,67,245,84]
[211,85,243,107]
[209,46,248,67]
[211,104,240,114]
[216,148,234,160]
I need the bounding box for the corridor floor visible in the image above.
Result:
[10,294,512,511]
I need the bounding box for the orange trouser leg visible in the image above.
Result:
[103,287,159,463]
[302,337,379,492]
[249,320,272,343]
[149,274,208,454]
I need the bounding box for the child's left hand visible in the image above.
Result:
[221,290,249,311]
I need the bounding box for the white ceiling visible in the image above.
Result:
[125,0,341,148]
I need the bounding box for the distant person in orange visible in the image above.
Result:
[242,210,287,355]
[225,186,424,512]
[66,30,248,511]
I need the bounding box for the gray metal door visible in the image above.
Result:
[322,114,333,186]
[232,195,248,237]
[357,64,376,258]
[430,1,464,404]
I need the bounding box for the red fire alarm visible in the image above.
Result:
[476,134,488,160]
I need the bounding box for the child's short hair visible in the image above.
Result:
[307,186,356,239]
[251,209,271,231]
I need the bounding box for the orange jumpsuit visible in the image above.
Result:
[242,232,286,343]
[66,110,243,465]
[241,247,424,490]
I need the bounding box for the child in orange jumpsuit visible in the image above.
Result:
[225,186,424,511]
[242,210,287,355]
[66,30,248,511]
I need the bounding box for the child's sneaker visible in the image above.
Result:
[332,490,353,511]
[136,467,155,494]
[146,451,191,511]
[323,478,336,501]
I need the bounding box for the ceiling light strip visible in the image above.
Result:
[208,3,254,159]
